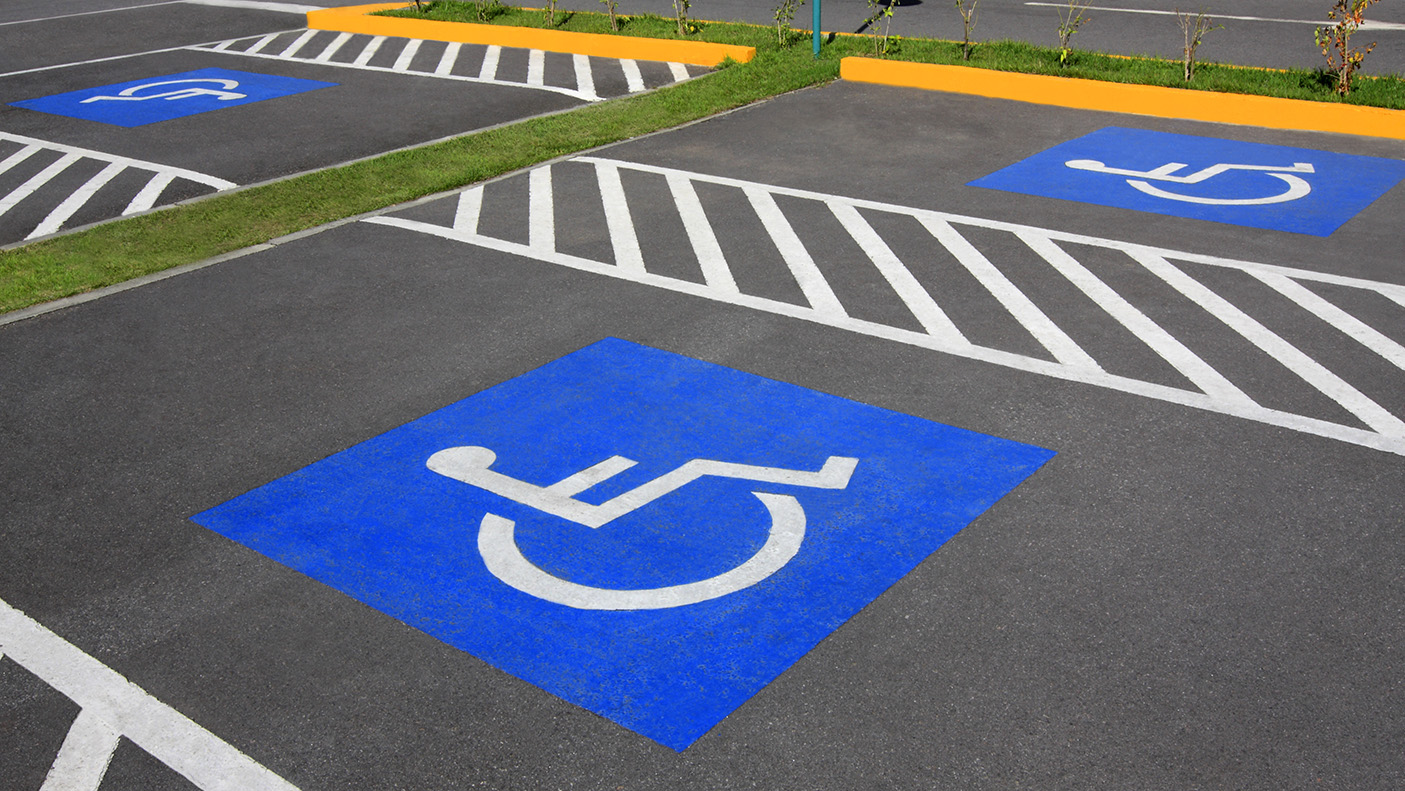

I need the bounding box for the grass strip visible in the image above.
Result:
[0,28,836,315]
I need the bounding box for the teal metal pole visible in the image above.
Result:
[812,0,821,58]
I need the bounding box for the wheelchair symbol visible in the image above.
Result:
[1065,158,1316,205]
[427,446,859,610]
[80,78,247,104]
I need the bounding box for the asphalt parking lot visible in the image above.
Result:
[3,75,1403,790]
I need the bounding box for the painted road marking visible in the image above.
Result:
[0,597,300,791]
[368,157,1405,457]
[191,337,1054,750]
[190,30,706,102]
[0,131,234,242]
[11,68,336,127]
[970,127,1405,236]
[1022,3,1405,31]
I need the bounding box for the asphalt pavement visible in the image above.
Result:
[3,79,1402,790]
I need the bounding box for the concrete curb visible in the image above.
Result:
[308,3,755,67]
[840,57,1405,141]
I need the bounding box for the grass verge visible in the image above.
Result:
[3,4,1401,315]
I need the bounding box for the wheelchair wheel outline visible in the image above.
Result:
[478,492,805,611]
[1125,172,1312,206]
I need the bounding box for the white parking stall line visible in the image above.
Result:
[527,49,545,87]
[28,162,126,240]
[829,200,961,340]
[183,0,320,11]
[594,160,645,274]
[478,45,501,80]
[351,34,386,66]
[243,32,281,55]
[453,185,484,234]
[313,31,353,62]
[0,153,82,217]
[392,38,423,72]
[0,144,43,177]
[667,172,738,294]
[1021,2,1405,31]
[746,188,845,317]
[276,29,319,59]
[620,59,645,93]
[918,216,1099,371]
[668,62,690,82]
[124,173,177,215]
[40,708,121,791]
[529,166,554,252]
[0,133,233,190]
[368,157,1405,457]
[0,597,301,791]
[573,54,598,101]
[435,41,463,76]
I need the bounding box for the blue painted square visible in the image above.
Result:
[969,127,1405,236]
[191,339,1054,750]
[10,68,336,127]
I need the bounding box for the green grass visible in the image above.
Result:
[3,3,1401,314]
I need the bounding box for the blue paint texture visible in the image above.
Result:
[192,339,1055,750]
[970,127,1405,236]
[11,68,336,127]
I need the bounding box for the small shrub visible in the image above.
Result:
[1057,0,1091,67]
[599,0,619,31]
[1315,0,1382,95]
[1176,9,1222,82]
[955,0,980,61]
[674,0,692,35]
[773,0,806,46]
[865,0,899,56]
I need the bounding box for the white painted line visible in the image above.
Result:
[1019,232,1253,403]
[478,45,501,80]
[352,34,386,66]
[452,185,483,233]
[0,153,81,218]
[28,162,126,240]
[919,216,1099,370]
[594,160,645,274]
[1022,2,1405,30]
[276,29,319,59]
[621,59,645,93]
[573,54,598,101]
[0,1,183,27]
[0,30,294,79]
[435,41,462,76]
[244,32,282,55]
[529,165,554,252]
[745,188,846,317]
[667,173,738,294]
[0,144,42,177]
[313,31,353,62]
[371,213,1405,458]
[124,173,177,215]
[0,597,302,791]
[831,200,968,340]
[210,38,236,52]
[184,0,321,12]
[40,709,121,791]
[527,49,545,87]
[1251,272,1405,372]
[0,132,233,190]
[1130,249,1405,438]
[668,62,690,82]
[544,454,638,497]
[392,38,423,71]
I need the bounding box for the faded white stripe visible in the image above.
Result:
[668,174,736,294]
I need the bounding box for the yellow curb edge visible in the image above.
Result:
[840,57,1405,142]
[309,3,755,67]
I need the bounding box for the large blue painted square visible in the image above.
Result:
[11,68,336,127]
[969,127,1405,236]
[191,338,1055,750]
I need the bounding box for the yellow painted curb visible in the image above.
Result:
[308,3,754,67]
[840,57,1405,142]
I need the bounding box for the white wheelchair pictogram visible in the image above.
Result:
[80,78,247,104]
[1064,158,1316,205]
[427,446,859,611]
